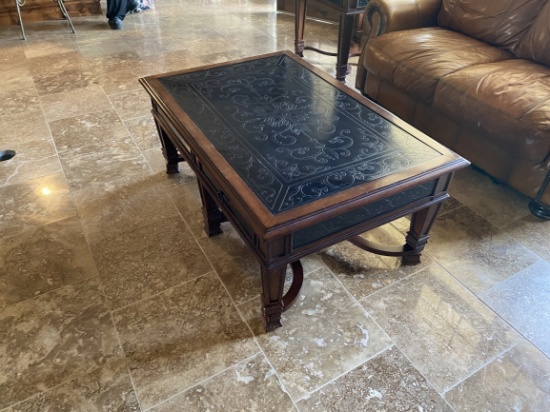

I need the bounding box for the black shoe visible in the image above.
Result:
[127,0,142,13]
[108,17,123,30]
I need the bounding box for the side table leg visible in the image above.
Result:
[295,0,308,57]
[336,13,355,82]
[198,182,225,237]
[154,117,181,174]
[261,265,287,332]
[402,203,443,265]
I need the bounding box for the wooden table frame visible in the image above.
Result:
[294,0,367,82]
[140,51,469,332]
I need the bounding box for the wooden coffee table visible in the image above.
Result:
[140,51,469,332]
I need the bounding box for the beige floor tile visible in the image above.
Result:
[185,37,241,57]
[445,341,550,411]
[85,50,142,72]
[141,147,172,174]
[22,38,78,58]
[362,264,521,393]
[0,27,22,42]
[0,39,25,62]
[49,109,129,152]
[448,167,531,228]
[199,224,263,304]
[91,216,212,309]
[0,138,62,187]
[124,35,192,57]
[0,68,35,92]
[16,21,76,41]
[33,67,99,96]
[240,267,393,401]
[146,49,205,73]
[0,216,97,310]
[28,51,98,95]
[150,354,296,412]
[93,66,146,95]
[298,346,453,411]
[7,359,139,412]
[481,260,550,357]
[0,173,77,239]
[215,25,272,41]
[503,214,550,261]
[320,223,433,301]
[73,174,180,242]
[0,277,123,409]
[124,113,160,150]
[58,137,150,191]
[109,88,153,120]
[426,206,539,294]
[39,84,112,121]
[169,180,208,238]
[237,35,289,56]
[0,114,50,146]
[0,88,42,120]
[112,272,258,409]
[77,37,134,58]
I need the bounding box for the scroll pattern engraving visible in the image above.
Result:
[160,55,440,213]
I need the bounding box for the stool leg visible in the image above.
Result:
[57,0,76,33]
[14,0,26,40]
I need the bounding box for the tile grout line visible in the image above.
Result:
[143,351,263,411]
[190,222,302,411]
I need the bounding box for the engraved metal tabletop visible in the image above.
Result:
[159,55,440,214]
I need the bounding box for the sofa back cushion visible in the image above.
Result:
[438,0,547,52]
[514,1,550,65]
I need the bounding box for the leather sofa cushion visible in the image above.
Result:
[364,27,512,102]
[433,60,550,163]
[515,1,550,66]
[437,0,547,52]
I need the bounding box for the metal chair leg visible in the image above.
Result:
[13,0,75,39]
[56,0,76,34]
[14,0,26,40]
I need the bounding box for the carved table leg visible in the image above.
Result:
[198,182,225,237]
[294,0,307,57]
[154,116,182,174]
[336,13,355,82]
[261,261,304,332]
[402,202,443,265]
[261,265,286,332]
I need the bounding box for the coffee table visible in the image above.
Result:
[140,51,469,332]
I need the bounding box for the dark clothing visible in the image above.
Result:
[106,0,129,20]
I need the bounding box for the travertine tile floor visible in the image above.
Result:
[0,0,549,410]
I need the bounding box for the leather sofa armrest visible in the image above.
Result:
[362,0,442,45]
[355,0,442,90]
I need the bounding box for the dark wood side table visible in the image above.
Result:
[294,0,368,82]
[140,51,469,332]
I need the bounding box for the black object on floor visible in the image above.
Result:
[0,150,16,161]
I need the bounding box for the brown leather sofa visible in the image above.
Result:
[356,0,550,219]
